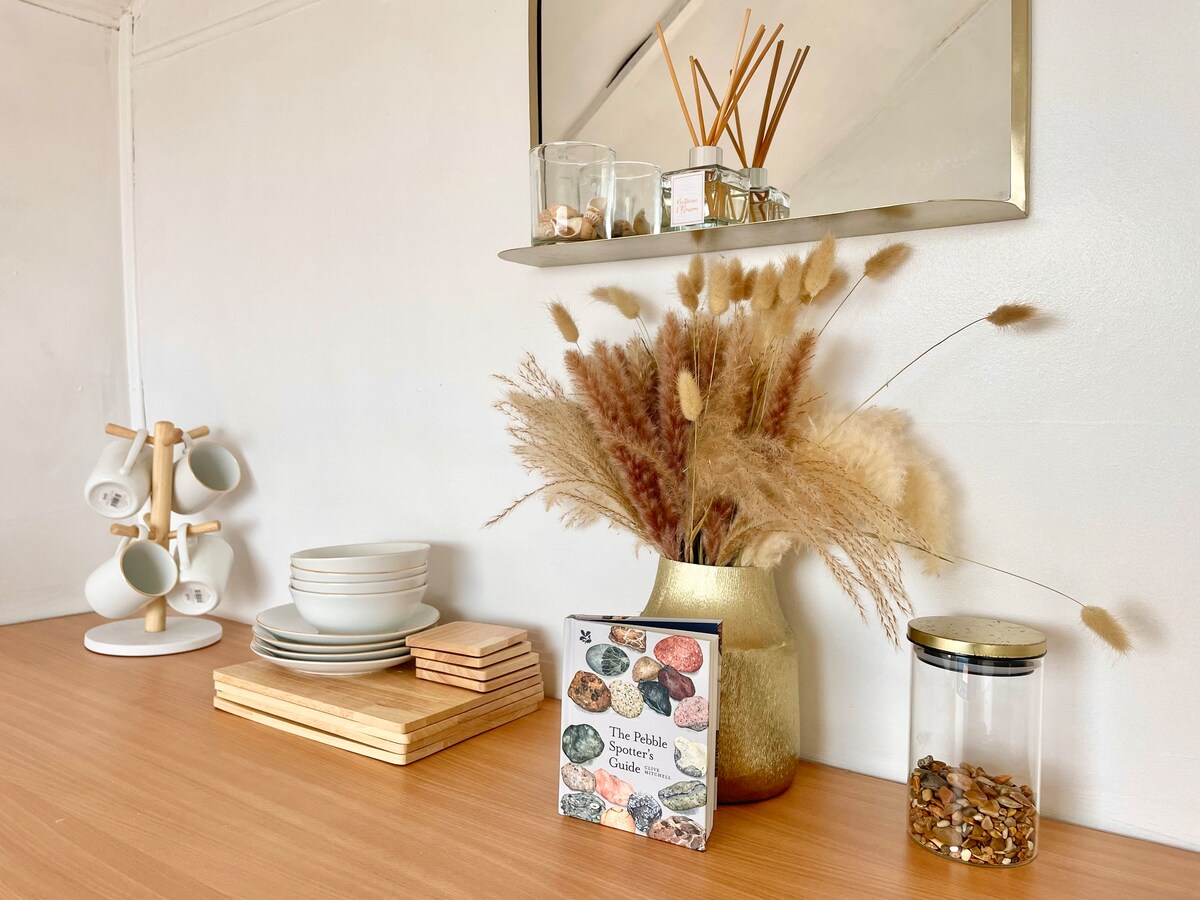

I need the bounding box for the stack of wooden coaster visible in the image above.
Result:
[408,622,542,693]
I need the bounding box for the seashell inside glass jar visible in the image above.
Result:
[530,142,614,245]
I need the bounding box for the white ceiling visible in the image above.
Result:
[18,0,132,28]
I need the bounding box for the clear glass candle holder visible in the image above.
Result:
[607,161,662,237]
[530,141,615,245]
[907,617,1045,869]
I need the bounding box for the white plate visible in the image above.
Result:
[288,563,427,584]
[251,638,411,663]
[290,541,430,574]
[289,573,427,594]
[256,602,439,646]
[251,626,409,654]
[250,641,412,676]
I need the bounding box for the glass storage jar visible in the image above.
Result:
[907,617,1045,868]
[529,142,615,245]
[608,161,662,237]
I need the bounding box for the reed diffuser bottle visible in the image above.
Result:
[663,147,748,231]
[654,12,808,231]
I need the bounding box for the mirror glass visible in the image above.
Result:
[536,0,1021,221]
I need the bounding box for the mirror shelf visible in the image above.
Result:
[498,196,1025,268]
[505,0,1029,269]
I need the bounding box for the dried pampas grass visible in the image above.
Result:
[499,247,1121,652]
[548,301,579,344]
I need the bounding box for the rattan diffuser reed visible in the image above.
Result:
[656,8,809,168]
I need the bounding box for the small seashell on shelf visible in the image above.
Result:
[535,203,604,242]
[633,209,653,235]
[612,219,635,238]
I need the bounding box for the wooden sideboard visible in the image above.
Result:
[0,614,1194,898]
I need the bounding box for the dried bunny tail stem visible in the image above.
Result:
[741,266,758,300]
[1080,606,1133,654]
[687,254,706,297]
[707,260,733,316]
[547,301,579,345]
[903,540,1132,654]
[750,262,780,310]
[803,233,836,298]
[864,242,912,279]
[817,243,909,337]
[591,285,642,319]
[677,369,703,421]
[987,303,1042,328]
[778,253,805,305]
[822,304,1046,441]
[675,271,699,313]
[727,258,747,301]
[873,535,1132,657]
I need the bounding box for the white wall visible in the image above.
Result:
[130,0,1199,850]
[0,2,126,624]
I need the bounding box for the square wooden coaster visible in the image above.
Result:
[415,664,541,693]
[405,622,528,658]
[410,640,532,669]
[416,651,539,681]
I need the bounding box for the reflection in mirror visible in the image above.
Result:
[536,0,1020,221]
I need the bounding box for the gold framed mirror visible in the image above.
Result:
[503,0,1029,267]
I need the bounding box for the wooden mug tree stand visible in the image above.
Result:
[84,421,226,657]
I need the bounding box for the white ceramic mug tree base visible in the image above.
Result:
[84,617,223,657]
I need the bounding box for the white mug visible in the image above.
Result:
[172,433,241,514]
[167,523,233,616]
[84,526,179,619]
[84,430,152,519]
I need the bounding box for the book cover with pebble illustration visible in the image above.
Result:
[558,615,721,851]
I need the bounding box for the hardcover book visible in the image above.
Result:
[558,615,721,851]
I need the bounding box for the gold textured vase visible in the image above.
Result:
[640,556,801,802]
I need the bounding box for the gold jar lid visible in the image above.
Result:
[907,616,1047,660]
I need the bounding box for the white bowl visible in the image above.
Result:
[291,541,430,574]
[289,584,427,634]
[287,563,427,584]
[290,572,426,595]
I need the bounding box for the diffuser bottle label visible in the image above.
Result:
[670,171,705,226]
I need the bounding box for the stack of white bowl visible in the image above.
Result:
[252,542,436,675]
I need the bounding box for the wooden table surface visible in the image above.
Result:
[0,614,1195,899]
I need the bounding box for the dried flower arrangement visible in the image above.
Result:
[491,239,1130,653]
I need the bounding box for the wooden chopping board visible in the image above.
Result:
[213,659,538,733]
[214,695,541,765]
[215,681,544,748]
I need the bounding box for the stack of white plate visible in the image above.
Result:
[253,541,437,676]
